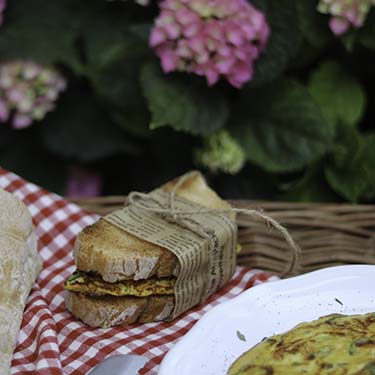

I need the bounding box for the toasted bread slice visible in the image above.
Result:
[65,291,174,328]
[74,172,231,282]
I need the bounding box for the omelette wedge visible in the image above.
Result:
[228,313,375,375]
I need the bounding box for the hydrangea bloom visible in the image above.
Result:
[195,130,245,174]
[0,61,66,129]
[150,0,269,88]
[318,0,375,36]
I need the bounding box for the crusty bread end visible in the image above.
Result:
[0,188,33,241]
[65,292,174,328]
[0,189,41,375]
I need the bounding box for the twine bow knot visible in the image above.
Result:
[127,172,301,276]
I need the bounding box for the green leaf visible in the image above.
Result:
[0,0,79,66]
[325,128,374,202]
[87,36,151,138]
[288,42,323,71]
[230,79,333,173]
[280,164,338,202]
[41,89,139,162]
[80,4,150,69]
[250,0,302,86]
[108,108,151,139]
[340,31,358,52]
[75,2,153,139]
[128,23,153,43]
[250,0,267,12]
[213,164,278,200]
[296,0,333,47]
[359,11,375,49]
[236,330,247,342]
[360,133,375,201]
[363,362,375,375]
[349,341,357,355]
[141,62,229,135]
[308,61,366,130]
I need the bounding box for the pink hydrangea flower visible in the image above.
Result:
[150,0,270,88]
[0,61,66,129]
[318,0,375,36]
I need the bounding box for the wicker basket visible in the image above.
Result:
[70,196,375,277]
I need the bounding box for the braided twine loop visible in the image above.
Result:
[128,172,301,276]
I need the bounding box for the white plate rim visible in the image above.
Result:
[159,264,375,375]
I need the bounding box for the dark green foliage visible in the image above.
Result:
[308,61,366,129]
[250,0,302,86]
[41,89,140,162]
[231,79,333,172]
[325,129,375,202]
[140,62,229,135]
[0,0,373,203]
[0,0,79,65]
[296,0,333,48]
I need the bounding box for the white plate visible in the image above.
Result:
[159,265,375,375]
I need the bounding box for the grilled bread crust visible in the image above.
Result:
[65,291,175,328]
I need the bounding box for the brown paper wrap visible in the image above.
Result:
[104,189,237,319]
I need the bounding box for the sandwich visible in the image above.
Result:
[64,172,233,328]
[0,188,41,374]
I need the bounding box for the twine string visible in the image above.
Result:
[127,172,301,275]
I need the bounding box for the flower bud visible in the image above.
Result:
[195,130,246,174]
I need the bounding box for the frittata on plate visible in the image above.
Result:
[228,313,375,375]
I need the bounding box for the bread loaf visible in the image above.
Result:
[0,189,42,374]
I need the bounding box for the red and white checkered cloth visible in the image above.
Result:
[0,168,277,375]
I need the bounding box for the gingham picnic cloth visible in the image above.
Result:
[0,168,278,375]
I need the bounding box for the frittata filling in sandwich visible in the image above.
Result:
[64,271,175,297]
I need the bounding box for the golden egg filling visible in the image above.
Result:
[228,313,375,375]
[64,271,175,297]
